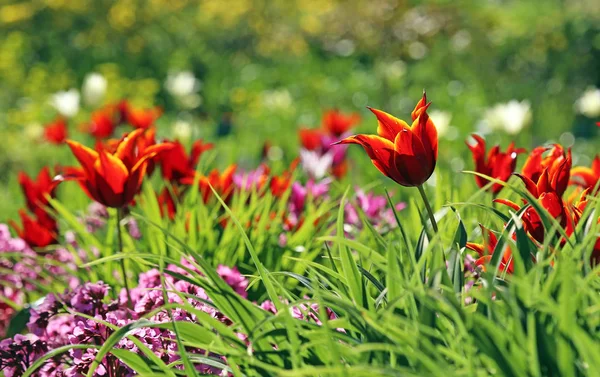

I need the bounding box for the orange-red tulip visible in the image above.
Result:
[158,187,178,220]
[18,167,60,218]
[322,109,360,137]
[10,209,57,248]
[63,129,173,208]
[521,144,571,197]
[182,165,237,204]
[495,191,572,244]
[570,155,600,191]
[270,159,299,197]
[335,93,437,187]
[43,118,68,144]
[299,128,324,151]
[88,109,117,139]
[466,134,525,194]
[466,225,515,274]
[159,139,214,183]
[125,106,162,129]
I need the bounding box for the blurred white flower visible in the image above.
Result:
[51,89,80,118]
[483,100,532,135]
[574,87,600,117]
[165,71,200,98]
[300,149,333,179]
[82,73,107,106]
[172,120,192,140]
[428,110,452,137]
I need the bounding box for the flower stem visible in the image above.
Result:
[417,185,439,233]
[116,208,132,309]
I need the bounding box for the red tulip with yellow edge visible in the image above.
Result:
[63,128,173,208]
[570,155,600,191]
[334,92,439,233]
[335,92,437,188]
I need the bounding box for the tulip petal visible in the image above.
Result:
[494,198,521,212]
[570,167,597,188]
[97,150,129,195]
[465,242,485,257]
[411,91,428,121]
[367,107,410,142]
[392,129,432,186]
[115,128,145,165]
[336,134,404,184]
[67,140,99,180]
[410,105,438,162]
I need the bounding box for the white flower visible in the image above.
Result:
[51,89,80,118]
[172,120,192,140]
[165,71,199,98]
[574,87,600,117]
[483,100,532,135]
[82,73,107,106]
[300,149,333,180]
[428,110,451,137]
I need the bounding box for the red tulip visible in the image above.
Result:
[322,109,360,137]
[159,139,214,183]
[270,159,299,198]
[521,144,571,197]
[335,92,438,187]
[63,129,173,208]
[9,209,57,248]
[125,106,162,129]
[495,191,572,244]
[18,167,60,217]
[299,128,324,151]
[43,118,68,144]
[88,109,117,139]
[570,155,600,191]
[466,225,515,274]
[182,165,237,204]
[466,134,525,194]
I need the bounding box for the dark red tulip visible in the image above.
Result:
[466,134,525,194]
[335,92,438,187]
[521,144,571,197]
[10,209,57,248]
[159,140,214,183]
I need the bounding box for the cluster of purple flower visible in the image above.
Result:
[0,225,82,338]
[1,255,335,377]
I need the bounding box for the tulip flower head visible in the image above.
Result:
[159,139,214,183]
[322,109,360,137]
[520,144,571,197]
[63,129,173,208]
[466,134,525,194]
[18,167,60,218]
[9,210,57,248]
[88,108,118,139]
[335,92,438,187]
[43,118,68,144]
[299,128,324,151]
[125,106,162,129]
[466,225,515,274]
[570,155,600,191]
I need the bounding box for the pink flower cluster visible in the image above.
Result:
[0,225,81,338]
[1,260,248,377]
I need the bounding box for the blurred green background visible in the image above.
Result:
[1,0,600,219]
